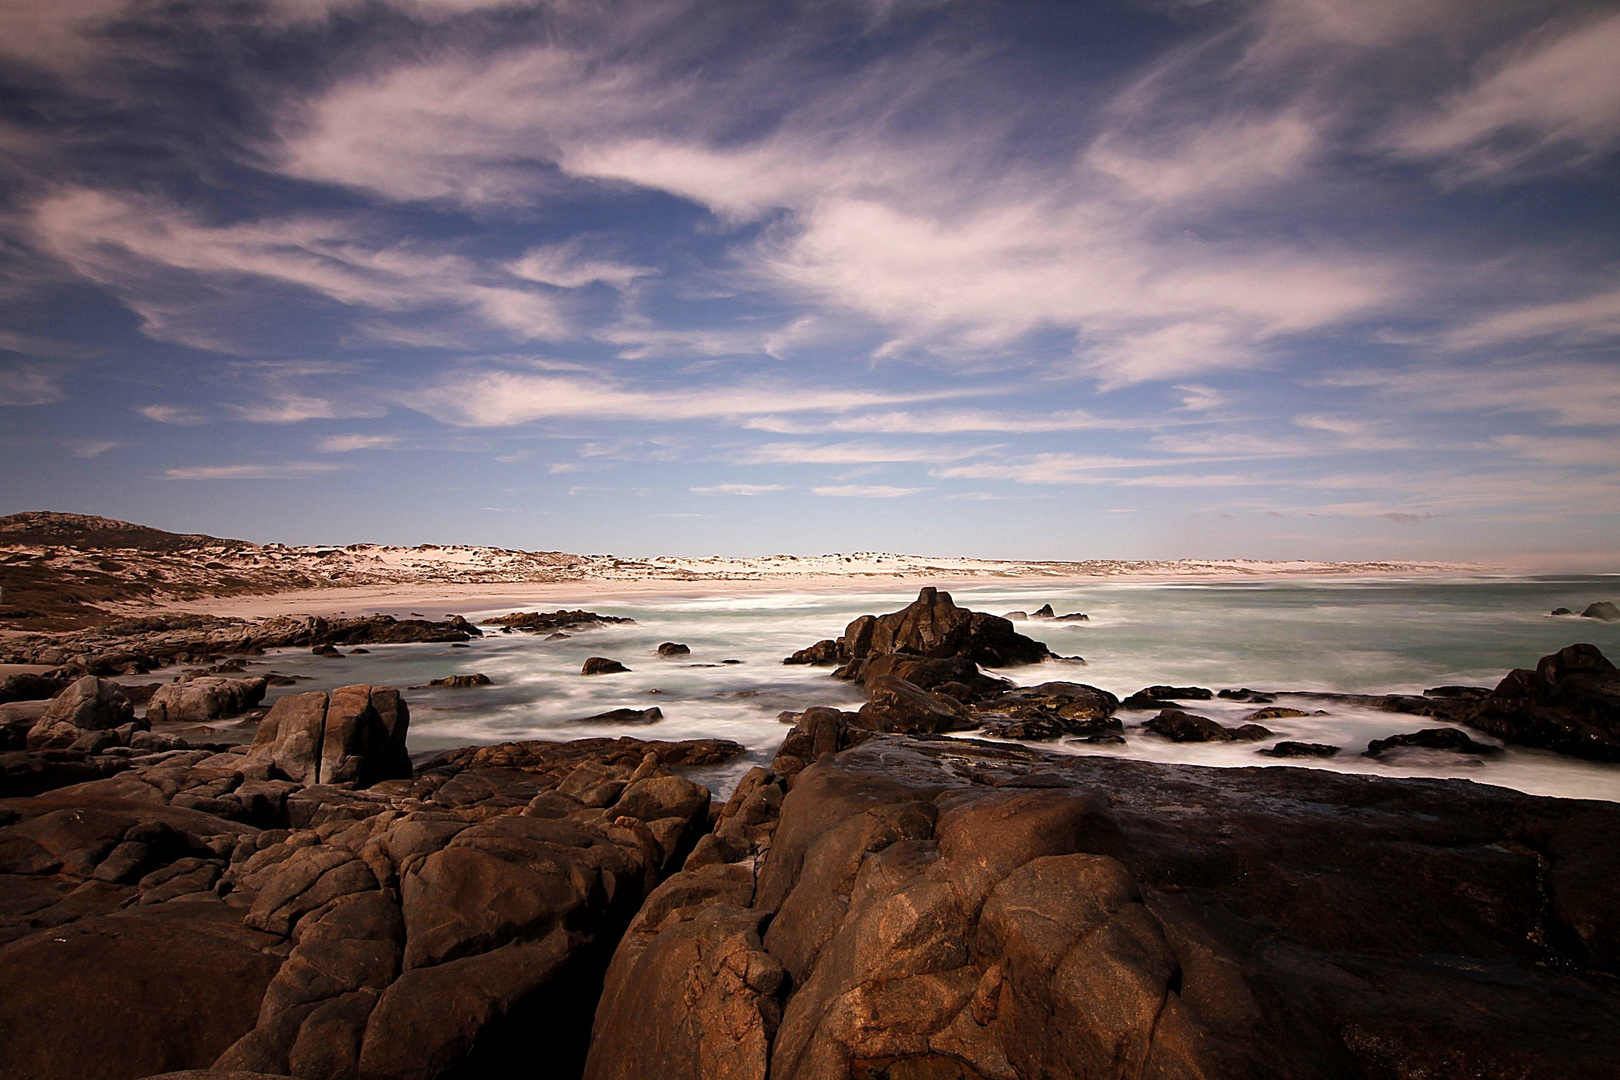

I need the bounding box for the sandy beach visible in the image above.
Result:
[144,562,1489,622]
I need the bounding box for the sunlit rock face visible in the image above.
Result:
[587,719,1620,1080]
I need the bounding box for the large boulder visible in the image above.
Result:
[26,676,137,751]
[854,675,977,735]
[1467,644,1620,761]
[786,587,1056,683]
[241,685,409,787]
[586,735,1620,1080]
[146,677,267,725]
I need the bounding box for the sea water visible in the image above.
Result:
[191,576,1620,802]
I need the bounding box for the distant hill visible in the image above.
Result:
[0,511,248,553]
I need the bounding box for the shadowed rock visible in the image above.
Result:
[1466,644,1620,761]
[785,588,1055,682]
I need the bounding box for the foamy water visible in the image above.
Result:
[181,576,1620,801]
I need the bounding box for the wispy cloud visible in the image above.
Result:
[0,364,65,406]
[163,462,344,480]
[1387,11,1620,182]
[733,440,988,466]
[690,483,786,496]
[405,369,952,427]
[811,484,927,497]
[317,434,402,452]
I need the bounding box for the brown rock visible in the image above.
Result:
[581,657,630,675]
[1468,644,1620,761]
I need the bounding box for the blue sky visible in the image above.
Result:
[2,0,1618,565]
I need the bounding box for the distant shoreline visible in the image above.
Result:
[144,561,1497,622]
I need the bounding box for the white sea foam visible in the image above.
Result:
[176,577,1620,801]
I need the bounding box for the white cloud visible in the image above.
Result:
[404,369,951,427]
[934,453,1172,485]
[1388,12,1620,181]
[0,365,65,406]
[30,188,573,348]
[1325,362,1620,427]
[733,440,987,466]
[138,404,208,425]
[317,434,402,452]
[1445,283,1620,350]
[690,483,787,496]
[743,408,1157,435]
[71,439,123,458]
[507,243,651,290]
[811,484,926,497]
[163,462,344,480]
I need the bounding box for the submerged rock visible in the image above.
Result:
[423,673,492,688]
[656,642,690,657]
[1143,708,1271,742]
[569,707,664,725]
[581,657,630,676]
[1365,727,1503,759]
[1260,741,1341,758]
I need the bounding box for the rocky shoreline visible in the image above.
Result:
[0,587,1616,1079]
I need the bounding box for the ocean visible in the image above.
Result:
[182,576,1620,802]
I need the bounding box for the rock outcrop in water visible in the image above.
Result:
[585,720,1620,1080]
[784,587,1057,681]
[1466,643,1620,761]
[483,610,635,632]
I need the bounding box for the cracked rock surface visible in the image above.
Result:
[586,718,1620,1080]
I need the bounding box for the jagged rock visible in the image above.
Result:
[586,735,1620,1080]
[26,676,138,751]
[1143,708,1271,742]
[787,588,1055,681]
[1053,611,1090,622]
[1583,602,1619,621]
[1031,603,1055,618]
[241,685,409,787]
[0,732,721,1080]
[147,677,267,724]
[783,639,841,666]
[656,642,690,657]
[1467,644,1620,761]
[424,673,491,688]
[854,675,976,735]
[1365,727,1504,759]
[581,657,629,676]
[483,610,634,632]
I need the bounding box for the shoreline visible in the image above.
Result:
[136,564,1505,622]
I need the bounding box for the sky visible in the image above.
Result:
[1,0,1618,565]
